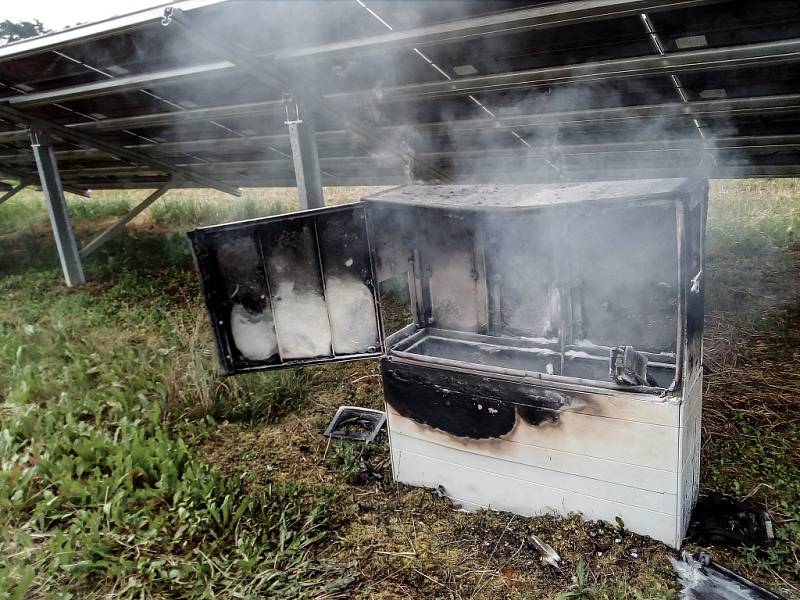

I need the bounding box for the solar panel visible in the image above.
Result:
[2,0,800,190]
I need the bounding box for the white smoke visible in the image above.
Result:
[325,275,380,354]
[271,280,333,359]
[230,303,278,361]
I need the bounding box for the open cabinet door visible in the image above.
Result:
[188,204,384,374]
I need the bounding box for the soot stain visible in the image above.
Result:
[382,367,516,439]
[382,361,580,439]
[517,404,560,426]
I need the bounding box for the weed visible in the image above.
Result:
[333,441,364,484]
[0,234,339,597]
[556,559,596,600]
[148,193,292,228]
[331,439,390,486]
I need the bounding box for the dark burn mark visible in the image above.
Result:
[381,360,575,439]
[382,363,515,438]
[517,404,559,426]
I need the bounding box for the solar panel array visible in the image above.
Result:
[2,0,800,192]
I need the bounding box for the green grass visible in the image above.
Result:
[0,189,134,236]
[0,185,390,237]
[702,180,800,591]
[147,193,292,228]
[0,181,798,598]
[0,190,344,598]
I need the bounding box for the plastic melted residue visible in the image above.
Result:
[326,276,379,354]
[272,281,333,359]
[230,304,278,361]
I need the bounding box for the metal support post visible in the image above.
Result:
[80,178,177,258]
[284,97,324,210]
[30,128,85,286]
[0,179,29,207]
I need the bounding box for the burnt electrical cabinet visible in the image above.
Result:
[188,179,708,548]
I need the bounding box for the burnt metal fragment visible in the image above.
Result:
[527,533,561,567]
[671,552,785,600]
[688,493,774,550]
[323,405,386,443]
[610,346,656,386]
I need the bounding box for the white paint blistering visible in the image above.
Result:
[272,281,332,359]
[230,304,278,361]
[344,258,354,267]
[325,276,379,354]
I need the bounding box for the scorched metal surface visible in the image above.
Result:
[188,179,708,548]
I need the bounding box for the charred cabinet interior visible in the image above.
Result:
[368,185,690,392]
[188,204,383,374]
[189,179,708,548]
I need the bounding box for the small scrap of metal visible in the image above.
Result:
[610,345,656,386]
[671,552,785,600]
[526,532,561,567]
[323,405,386,443]
[688,493,774,550]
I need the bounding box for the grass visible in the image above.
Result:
[0,190,350,598]
[697,180,800,592]
[0,185,390,236]
[0,181,798,598]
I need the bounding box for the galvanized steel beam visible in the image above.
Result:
[58,165,800,188]
[285,99,324,209]
[0,179,29,207]
[5,35,800,128]
[36,135,800,179]
[0,0,223,63]
[0,100,286,144]
[30,128,85,286]
[80,179,177,258]
[3,89,800,151]
[5,62,235,108]
[0,105,241,196]
[364,37,800,101]
[274,0,720,60]
[66,100,285,134]
[60,174,408,189]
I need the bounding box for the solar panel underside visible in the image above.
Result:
[2,0,800,190]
